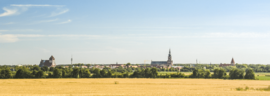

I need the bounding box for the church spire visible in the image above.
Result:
[168,49,172,60]
[169,49,171,56]
[231,58,235,65]
[167,49,173,66]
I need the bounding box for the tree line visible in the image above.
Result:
[0,65,255,79]
[175,64,270,72]
[190,68,255,79]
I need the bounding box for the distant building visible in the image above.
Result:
[129,65,138,68]
[151,49,173,68]
[219,58,235,67]
[81,66,88,68]
[39,55,56,67]
[109,62,124,69]
[171,66,184,71]
[190,64,196,68]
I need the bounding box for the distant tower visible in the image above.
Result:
[167,49,173,66]
[49,55,56,66]
[231,58,235,66]
[196,59,198,64]
[71,55,73,65]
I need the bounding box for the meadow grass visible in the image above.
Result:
[0,79,270,96]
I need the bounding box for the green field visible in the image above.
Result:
[255,73,270,80]
[158,72,270,80]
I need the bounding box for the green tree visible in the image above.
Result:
[93,68,101,78]
[35,70,45,78]
[126,63,131,68]
[244,69,255,79]
[72,68,80,78]
[229,69,244,79]
[89,67,95,73]
[81,69,91,78]
[123,72,129,78]
[62,70,66,78]
[100,69,106,77]
[86,64,91,68]
[218,68,226,78]
[32,65,41,71]
[15,67,32,78]
[41,66,49,72]
[144,68,152,78]
[49,67,54,71]
[32,70,38,77]
[150,67,158,78]
[48,73,53,78]
[204,69,211,78]
[107,70,112,77]
[213,69,219,78]
[192,69,199,77]
[55,66,63,69]
[53,68,62,78]
[0,67,12,78]
[213,68,226,78]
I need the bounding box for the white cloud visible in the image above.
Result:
[1,32,270,43]
[202,32,270,38]
[58,19,71,24]
[0,7,18,17]
[0,30,9,32]
[39,19,58,23]
[11,4,69,17]
[50,9,69,17]
[127,32,270,39]
[15,34,44,37]
[47,34,100,38]
[0,29,42,32]
[0,34,18,43]
[13,34,101,38]
[11,4,63,7]
[0,4,68,18]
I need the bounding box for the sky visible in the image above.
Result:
[1,0,270,65]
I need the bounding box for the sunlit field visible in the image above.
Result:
[0,79,270,96]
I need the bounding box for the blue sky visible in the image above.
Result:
[1,0,270,64]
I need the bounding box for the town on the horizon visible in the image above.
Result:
[1,49,244,71]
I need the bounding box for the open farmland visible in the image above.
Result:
[0,79,270,96]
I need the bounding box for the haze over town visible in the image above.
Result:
[1,0,270,64]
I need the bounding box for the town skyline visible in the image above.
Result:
[0,50,266,65]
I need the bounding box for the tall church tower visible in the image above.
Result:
[167,49,173,66]
[231,58,235,66]
[49,55,56,66]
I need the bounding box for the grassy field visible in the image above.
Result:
[0,79,270,96]
[255,73,270,80]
